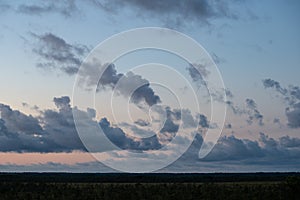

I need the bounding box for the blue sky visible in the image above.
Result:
[0,0,299,172]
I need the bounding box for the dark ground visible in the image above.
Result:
[0,172,299,200]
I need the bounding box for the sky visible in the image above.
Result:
[0,0,300,172]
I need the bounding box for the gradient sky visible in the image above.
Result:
[0,0,299,172]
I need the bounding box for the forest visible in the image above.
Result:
[0,173,299,200]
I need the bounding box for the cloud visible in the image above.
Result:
[224,97,264,127]
[0,97,84,152]
[0,104,44,136]
[53,96,71,110]
[263,78,287,96]
[262,78,300,128]
[166,130,300,172]
[31,32,89,75]
[0,2,10,13]
[100,118,162,151]
[225,123,232,129]
[90,0,240,27]
[186,63,209,87]
[0,104,59,152]
[41,97,85,152]
[79,63,161,107]
[245,98,264,126]
[201,132,300,162]
[157,107,180,134]
[0,96,166,152]
[17,0,78,17]
[160,118,179,134]
[134,119,149,127]
[198,114,209,128]
[286,103,300,128]
[203,135,264,161]
[1,131,299,172]
[279,135,300,148]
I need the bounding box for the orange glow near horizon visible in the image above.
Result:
[0,152,96,165]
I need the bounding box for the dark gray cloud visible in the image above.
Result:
[159,106,181,134]
[41,97,85,152]
[1,131,299,172]
[31,32,89,75]
[79,63,161,107]
[198,114,209,128]
[224,97,264,127]
[225,89,234,98]
[17,0,78,17]
[169,131,300,172]
[263,78,287,96]
[0,96,165,152]
[0,104,43,136]
[225,123,232,129]
[273,118,280,124]
[208,132,300,162]
[99,118,161,150]
[286,103,300,128]
[226,100,245,115]
[90,0,240,27]
[245,98,264,126]
[279,135,300,148]
[0,97,81,152]
[196,113,219,129]
[263,78,300,128]
[134,119,149,127]
[203,135,264,161]
[53,96,71,110]
[0,103,64,152]
[160,118,179,134]
[186,63,209,87]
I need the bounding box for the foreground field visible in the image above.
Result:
[0,173,299,200]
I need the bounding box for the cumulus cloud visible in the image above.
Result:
[263,78,300,128]
[31,32,89,75]
[0,104,44,136]
[0,96,166,152]
[90,0,240,27]
[203,132,300,163]
[1,98,300,171]
[17,0,78,17]
[167,131,300,172]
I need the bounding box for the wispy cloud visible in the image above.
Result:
[89,0,241,27]
[31,32,89,75]
[245,98,264,126]
[17,0,78,17]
